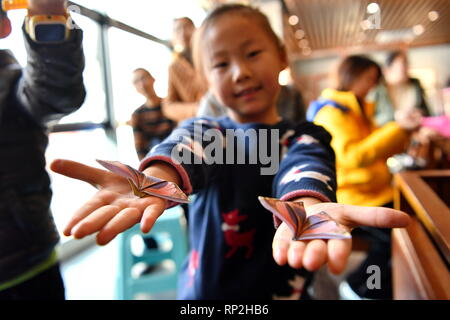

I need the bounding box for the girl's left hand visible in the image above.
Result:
[272,203,410,274]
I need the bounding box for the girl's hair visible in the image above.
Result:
[335,55,382,91]
[192,3,284,83]
[385,50,405,67]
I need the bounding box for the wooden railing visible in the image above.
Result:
[392,170,450,299]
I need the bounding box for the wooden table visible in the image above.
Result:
[392,170,450,299]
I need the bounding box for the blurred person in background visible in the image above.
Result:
[163,17,206,123]
[130,68,175,161]
[130,68,176,269]
[373,51,448,170]
[307,55,421,300]
[373,50,430,127]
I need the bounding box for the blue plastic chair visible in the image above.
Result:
[116,206,188,300]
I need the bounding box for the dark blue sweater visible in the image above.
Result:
[143,116,336,299]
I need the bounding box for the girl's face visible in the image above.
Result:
[350,66,379,99]
[202,14,287,124]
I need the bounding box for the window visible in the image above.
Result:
[0,10,28,65]
[72,0,205,39]
[108,27,172,123]
[58,13,107,124]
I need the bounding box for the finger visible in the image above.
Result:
[96,207,142,245]
[71,204,121,239]
[63,198,103,236]
[287,240,307,269]
[140,198,167,234]
[302,239,327,271]
[50,159,109,186]
[336,204,411,229]
[272,223,293,266]
[63,190,117,236]
[327,238,352,275]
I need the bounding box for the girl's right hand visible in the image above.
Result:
[50,159,167,245]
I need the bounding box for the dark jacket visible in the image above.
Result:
[0,27,85,283]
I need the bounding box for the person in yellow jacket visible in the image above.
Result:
[307,55,421,299]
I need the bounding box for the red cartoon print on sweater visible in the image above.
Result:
[272,275,306,300]
[187,249,199,287]
[221,209,256,259]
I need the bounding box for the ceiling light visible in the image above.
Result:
[288,15,299,26]
[367,3,380,14]
[412,24,425,36]
[298,39,309,48]
[295,29,305,39]
[302,47,312,56]
[428,11,439,21]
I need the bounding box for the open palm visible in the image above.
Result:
[272,202,410,274]
[50,159,167,245]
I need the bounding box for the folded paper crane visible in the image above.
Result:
[97,160,190,204]
[258,196,351,241]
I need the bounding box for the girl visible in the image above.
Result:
[51,6,409,299]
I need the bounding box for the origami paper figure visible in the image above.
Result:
[258,196,351,241]
[97,159,189,204]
